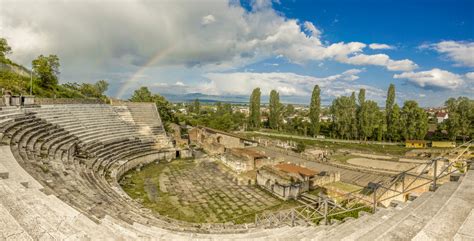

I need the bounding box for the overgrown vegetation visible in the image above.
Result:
[120,159,296,224]
[0,37,109,99]
[244,131,410,155]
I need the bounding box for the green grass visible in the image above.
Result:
[119,159,299,224]
[330,153,360,163]
[244,132,410,156]
[325,181,364,193]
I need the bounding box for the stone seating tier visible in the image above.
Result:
[0,104,471,240]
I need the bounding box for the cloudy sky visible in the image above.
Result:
[1,0,473,106]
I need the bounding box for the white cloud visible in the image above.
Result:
[201,15,216,25]
[303,21,321,39]
[427,41,474,67]
[369,43,394,50]
[175,81,185,86]
[339,54,417,71]
[0,0,419,98]
[465,72,474,80]
[393,68,465,89]
[201,69,366,96]
[1,0,417,71]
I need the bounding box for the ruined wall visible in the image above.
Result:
[35,98,105,105]
[256,169,306,200]
[215,134,242,148]
[113,150,176,179]
[311,172,341,187]
[220,155,251,173]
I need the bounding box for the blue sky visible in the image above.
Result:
[2,0,473,106]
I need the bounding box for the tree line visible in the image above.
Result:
[247,85,473,142]
[1,37,109,99]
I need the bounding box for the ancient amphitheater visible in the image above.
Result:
[0,102,473,240]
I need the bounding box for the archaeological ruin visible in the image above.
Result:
[0,98,473,240]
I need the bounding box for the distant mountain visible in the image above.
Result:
[162,93,250,104]
[161,92,312,106]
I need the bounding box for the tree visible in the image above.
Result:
[357,89,366,139]
[350,91,358,139]
[309,85,321,136]
[95,80,109,95]
[0,38,12,60]
[385,84,396,141]
[284,104,295,117]
[295,142,306,153]
[389,104,402,141]
[330,96,353,139]
[130,86,154,102]
[248,88,261,129]
[32,55,60,90]
[400,100,428,140]
[193,99,201,114]
[358,88,366,106]
[359,100,382,141]
[445,97,474,141]
[269,89,281,129]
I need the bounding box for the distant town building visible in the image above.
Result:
[435,112,449,123]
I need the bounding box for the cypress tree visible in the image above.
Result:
[248,88,261,129]
[269,90,281,130]
[357,88,366,140]
[385,84,396,140]
[309,85,321,136]
[193,98,200,114]
[350,92,358,139]
[389,104,402,141]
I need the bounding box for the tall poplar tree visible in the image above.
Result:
[350,92,358,139]
[389,104,402,141]
[357,88,366,139]
[193,98,200,114]
[385,84,396,140]
[248,88,261,129]
[269,90,281,130]
[330,96,353,139]
[309,85,321,136]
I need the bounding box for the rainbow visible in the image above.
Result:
[116,45,176,99]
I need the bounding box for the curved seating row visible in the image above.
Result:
[0,104,472,240]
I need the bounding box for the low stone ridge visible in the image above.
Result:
[0,103,472,240]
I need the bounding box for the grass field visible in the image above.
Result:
[243,132,411,156]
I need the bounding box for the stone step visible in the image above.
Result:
[358,181,459,241]
[413,172,474,240]
[0,202,33,240]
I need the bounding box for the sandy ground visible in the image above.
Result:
[347,158,418,172]
[352,153,394,160]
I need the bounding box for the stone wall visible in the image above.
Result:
[35,98,105,105]
[113,150,176,179]
[311,172,340,187]
[256,169,305,200]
